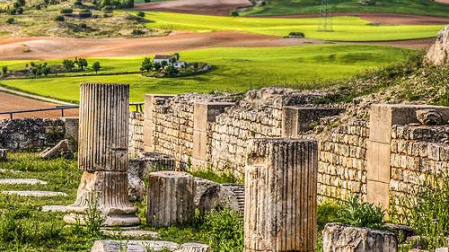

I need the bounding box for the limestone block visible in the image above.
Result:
[147,171,195,227]
[322,224,398,252]
[39,139,70,160]
[194,178,240,214]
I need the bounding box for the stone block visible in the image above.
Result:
[62,117,79,150]
[143,94,174,152]
[323,224,398,252]
[282,106,344,137]
[366,180,389,209]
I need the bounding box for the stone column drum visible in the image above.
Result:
[244,139,318,252]
[64,83,140,227]
[147,171,195,227]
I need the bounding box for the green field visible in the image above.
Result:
[139,12,445,41]
[0,45,413,103]
[241,0,449,17]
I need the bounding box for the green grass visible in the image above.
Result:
[138,11,444,41]
[0,45,412,103]
[241,0,449,17]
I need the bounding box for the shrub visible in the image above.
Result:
[16,7,23,14]
[230,10,239,16]
[336,196,384,229]
[131,29,145,36]
[60,8,73,15]
[74,0,83,5]
[54,15,65,21]
[202,207,244,251]
[79,9,92,18]
[102,5,113,13]
[289,32,305,38]
[79,23,88,29]
[137,11,145,17]
[394,173,449,250]
[8,9,17,15]
[6,18,14,24]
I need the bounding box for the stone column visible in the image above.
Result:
[64,83,140,227]
[147,171,195,227]
[244,139,318,252]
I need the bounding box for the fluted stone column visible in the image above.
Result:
[147,171,195,227]
[64,83,140,227]
[244,139,318,252]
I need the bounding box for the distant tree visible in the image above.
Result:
[76,58,88,70]
[100,0,112,7]
[153,62,161,71]
[169,57,177,65]
[1,66,8,76]
[165,65,179,77]
[161,61,167,68]
[62,59,75,72]
[55,15,65,22]
[140,57,152,72]
[42,64,51,77]
[137,11,145,18]
[174,53,180,60]
[230,10,239,16]
[193,62,199,69]
[144,0,150,2]
[6,18,14,24]
[92,61,101,74]
[16,7,23,14]
[16,0,25,6]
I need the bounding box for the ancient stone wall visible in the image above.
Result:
[0,118,65,150]
[389,124,449,208]
[317,120,369,202]
[129,112,144,158]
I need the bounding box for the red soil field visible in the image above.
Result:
[134,0,252,16]
[0,31,323,60]
[0,92,78,119]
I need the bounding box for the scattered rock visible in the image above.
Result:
[194,178,241,214]
[416,109,444,125]
[425,25,449,66]
[0,178,47,185]
[128,157,145,202]
[40,139,71,159]
[42,205,68,212]
[322,224,398,252]
[177,243,210,252]
[2,190,67,197]
[101,229,159,239]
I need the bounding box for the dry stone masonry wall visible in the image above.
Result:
[0,118,65,150]
[390,124,449,208]
[318,120,369,202]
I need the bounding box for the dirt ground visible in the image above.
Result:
[0,91,78,119]
[134,0,252,16]
[435,0,449,4]
[0,31,323,60]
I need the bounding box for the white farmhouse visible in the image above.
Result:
[153,55,177,65]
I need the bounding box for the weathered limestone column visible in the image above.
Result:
[192,102,234,165]
[244,138,318,252]
[282,106,344,138]
[143,94,174,152]
[64,83,140,227]
[147,171,195,227]
[367,104,449,209]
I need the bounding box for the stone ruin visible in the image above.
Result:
[425,25,449,66]
[64,83,140,227]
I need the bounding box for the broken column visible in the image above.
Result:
[64,83,140,227]
[244,139,318,252]
[147,171,195,227]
